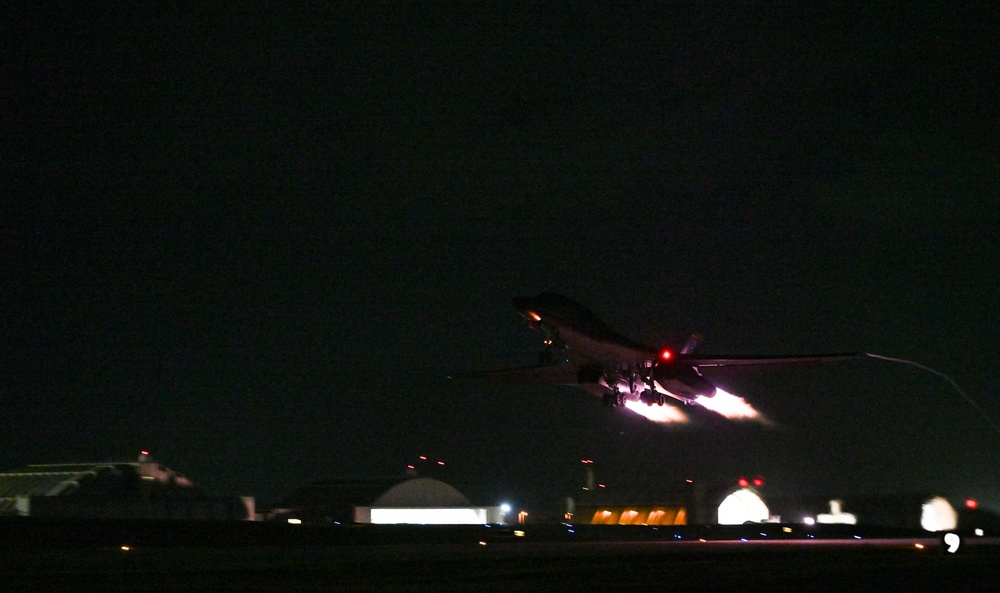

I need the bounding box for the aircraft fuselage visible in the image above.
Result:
[513,294,715,404]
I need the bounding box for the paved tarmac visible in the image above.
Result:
[2,520,997,592]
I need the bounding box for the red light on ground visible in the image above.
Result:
[753,477,764,487]
[660,349,673,361]
[967,499,979,509]
[437,461,445,466]
[419,456,427,460]
[738,477,750,488]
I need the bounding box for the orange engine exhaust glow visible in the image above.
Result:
[694,388,765,421]
[623,399,688,423]
[617,387,765,425]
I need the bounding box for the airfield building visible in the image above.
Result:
[0,455,254,520]
[269,477,507,525]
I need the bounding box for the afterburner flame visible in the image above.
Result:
[618,387,764,424]
[623,399,688,424]
[694,388,762,420]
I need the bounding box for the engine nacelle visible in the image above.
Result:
[653,363,716,401]
[689,374,717,399]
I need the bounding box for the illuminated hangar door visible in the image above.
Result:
[369,507,488,525]
[717,489,769,525]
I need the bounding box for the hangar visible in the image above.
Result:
[0,455,253,520]
[573,504,687,526]
[716,487,771,524]
[568,474,690,526]
[271,477,506,525]
[571,486,769,526]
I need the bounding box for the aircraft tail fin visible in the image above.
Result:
[680,333,702,354]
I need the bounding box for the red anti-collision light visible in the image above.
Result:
[967,499,979,509]
[660,349,673,361]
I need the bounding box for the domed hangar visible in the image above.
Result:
[272,477,506,525]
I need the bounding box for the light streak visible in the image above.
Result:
[866,353,1000,437]
[694,387,764,421]
[623,399,688,423]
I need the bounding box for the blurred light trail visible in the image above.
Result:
[867,353,1000,437]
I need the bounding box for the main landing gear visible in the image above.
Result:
[603,389,665,407]
[640,389,666,406]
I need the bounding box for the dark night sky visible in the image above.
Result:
[2,5,998,513]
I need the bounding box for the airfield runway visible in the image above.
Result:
[2,521,997,592]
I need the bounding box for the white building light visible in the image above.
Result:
[718,488,769,525]
[817,499,857,525]
[369,507,488,525]
[920,497,957,532]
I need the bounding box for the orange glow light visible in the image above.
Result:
[619,510,640,525]
[591,510,615,525]
[528,311,542,322]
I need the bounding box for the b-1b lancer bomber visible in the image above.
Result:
[456,293,859,411]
